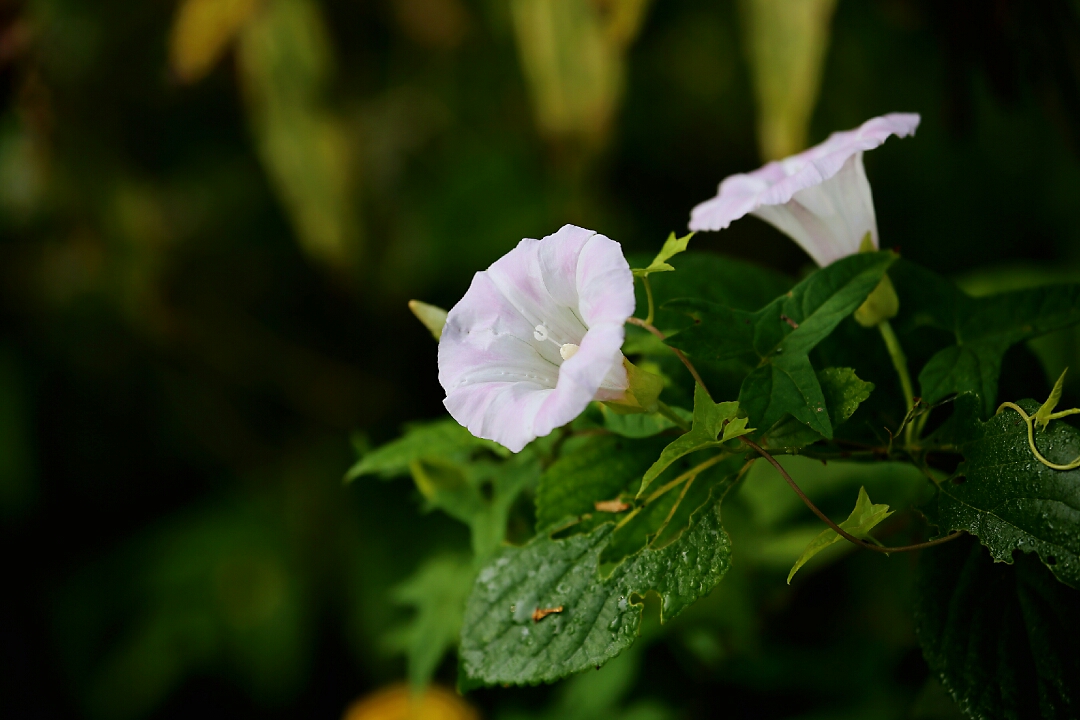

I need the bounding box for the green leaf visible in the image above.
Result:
[535,435,669,534]
[345,418,507,481]
[386,554,476,690]
[1035,367,1068,431]
[631,232,693,277]
[889,261,1080,417]
[667,251,895,438]
[603,454,746,566]
[740,0,837,162]
[761,367,874,451]
[786,486,892,583]
[638,384,751,497]
[508,644,669,720]
[354,420,538,561]
[915,536,1080,720]
[419,453,541,561]
[237,0,361,270]
[600,403,690,438]
[933,394,1080,588]
[626,251,792,335]
[625,252,792,410]
[459,490,733,686]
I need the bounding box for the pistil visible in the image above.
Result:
[534,324,579,362]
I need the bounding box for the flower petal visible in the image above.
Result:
[438,270,560,394]
[751,152,877,266]
[574,234,636,327]
[443,380,553,454]
[689,112,920,239]
[532,321,627,440]
[487,237,587,349]
[439,224,635,452]
[440,322,627,453]
[537,224,594,310]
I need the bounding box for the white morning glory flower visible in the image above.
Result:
[438,224,636,452]
[689,112,920,266]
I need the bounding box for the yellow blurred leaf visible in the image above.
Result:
[169,0,265,84]
[343,684,479,720]
[510,0,651,144]
[237,0,361,271]
[392,0,470,49]
[600,0,651,46]
[740,0,838,160]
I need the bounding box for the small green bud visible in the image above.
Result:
[854,274,899,327]
[854,233,898,327]
[408,300,448,340]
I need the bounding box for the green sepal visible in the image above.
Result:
[853,233,899,327]
[602,358,664,415]
[853,273,899,327]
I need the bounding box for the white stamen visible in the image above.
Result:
[534,324,562,348]
[536,324,580,361]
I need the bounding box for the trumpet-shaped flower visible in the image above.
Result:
[438,225,635,452]
[689,113,920,266]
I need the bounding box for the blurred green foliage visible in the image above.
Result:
[2,0,1080,718]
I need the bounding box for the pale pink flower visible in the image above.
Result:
[689,113,920,266]
[438,225,635,452]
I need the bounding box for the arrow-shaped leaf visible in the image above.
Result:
[632,232,693,277]
[668,251,896,437]
[787,486,892,584]
[637,384,751,497]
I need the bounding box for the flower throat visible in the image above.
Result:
[533,324,579,360]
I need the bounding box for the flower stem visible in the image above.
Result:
[655,399,691,432]
[740,436,964,554]
[626,317,713,401]
[877,320,916,446]
[641,275,656,326]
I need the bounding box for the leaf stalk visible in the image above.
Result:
[626,317,713,401]
[655,399,692,432]
[877,320,917,447]
[740,436,964,554]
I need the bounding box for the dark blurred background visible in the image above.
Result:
[3,0,1080,718]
